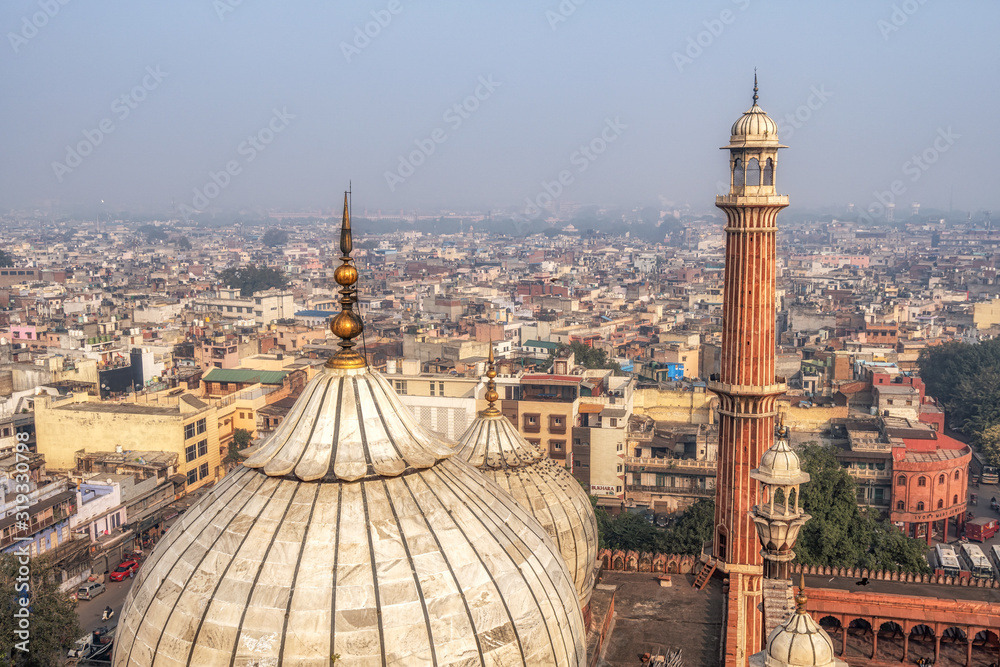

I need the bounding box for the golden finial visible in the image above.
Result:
[777,411,788,440]
[482,342,501,416]
[795,572,808,613]
[326,190,366,370]
[753,69,759,105]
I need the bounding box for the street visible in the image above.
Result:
[927,481,1000,566]
[75,575,132,637]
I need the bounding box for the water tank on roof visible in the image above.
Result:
[870,406,878,415]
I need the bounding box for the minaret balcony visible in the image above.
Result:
[715,194,789,207]
[707,378,787,397]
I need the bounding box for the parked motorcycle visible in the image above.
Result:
[102,606,114,621]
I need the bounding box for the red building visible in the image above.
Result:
[890,430,971,544]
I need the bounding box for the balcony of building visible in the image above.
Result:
[625,456,717,476]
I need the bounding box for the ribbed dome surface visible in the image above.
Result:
[113,365,586,667]
[765,609,837,667]
[731,103,779,138]
[754,437,809,486]
[455,411,599,610]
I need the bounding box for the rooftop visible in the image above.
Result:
[202,368,289,385]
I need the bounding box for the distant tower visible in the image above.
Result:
[911,202,920,218]
[710,74,789,666]
[886,202,894,223]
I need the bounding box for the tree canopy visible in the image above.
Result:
[0,250,13,267]
[795,445,929,573]
[556,342,622,373]
[138,224,168,242]
[918,338,1000,463]
[261,228,289,247]
[0,554,81,666]
[595,498,714,556]
[217,265,289,297]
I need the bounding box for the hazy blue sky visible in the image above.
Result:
[1,1,996,217]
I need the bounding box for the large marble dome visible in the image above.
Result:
[112,197,586,667]
[454,351,599,614]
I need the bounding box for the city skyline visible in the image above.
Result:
[1,1,997,218]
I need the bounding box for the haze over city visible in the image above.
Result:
[1,0,998,218]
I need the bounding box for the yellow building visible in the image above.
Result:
[34,393,222,492]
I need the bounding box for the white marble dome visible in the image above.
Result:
[731,102,779,138]
[112,365,586,666]
[454,407,599,611]
[765,604,838,667]
[754,435,810,487]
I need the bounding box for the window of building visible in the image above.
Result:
[439,382,445,395]
[429,383,435,397]
[184,422,197,440]
[609,418,618,428]
[917,476,926,487]
[896,475,906,486]
[615,485,622,494]
[197,418,207,434]
[185,444,197,462]
[916,501,925,511]
[937,499,944,509]
[197,439,208,457]
[617,443,623,452]
[939,474,945,484]
[187,468,198,485]
[616,464,622,473]
[550,441,564,451]
[955,470,960,480]
[394,380,407,395]
[199,463,209,479]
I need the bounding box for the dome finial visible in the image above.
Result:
[327,189,366,369]
[482,340,501,416]
[753,69,759,105]
[795,572,808,613]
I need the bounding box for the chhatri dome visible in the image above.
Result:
[453,349,599,613]
[729,73,780,141]
[113,194,586,666]
[751,577,848,667]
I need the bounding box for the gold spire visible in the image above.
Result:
[795,572,808,613]
[753,69,759,105]
[482,343,501,416]
[326,191,366,370]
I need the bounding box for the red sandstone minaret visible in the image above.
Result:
[709,75,789,666]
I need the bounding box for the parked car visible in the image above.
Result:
[77,582,106,600]
[109,559,139,582]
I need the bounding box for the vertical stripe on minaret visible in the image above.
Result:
[708,79,789,667]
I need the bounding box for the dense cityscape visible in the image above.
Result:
[4,2,1000,667]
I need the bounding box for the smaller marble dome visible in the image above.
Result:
[764,587,840,667]
[753,426,810,487]
[731,102,779,138]
[726,74,784,148]
[454,351,599,610]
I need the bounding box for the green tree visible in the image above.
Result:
[138,224,168,242]
[660,498,715,555]
[262,228,289,247]
[795,445,929,573]
[0,250,13,267]
[595,508,662,552]
[176,236,192,251]
[217,265,289,297]
[975,423,1000,467]
[232,428,252,450]
[0,554,81,666]
[555,342,622,373]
